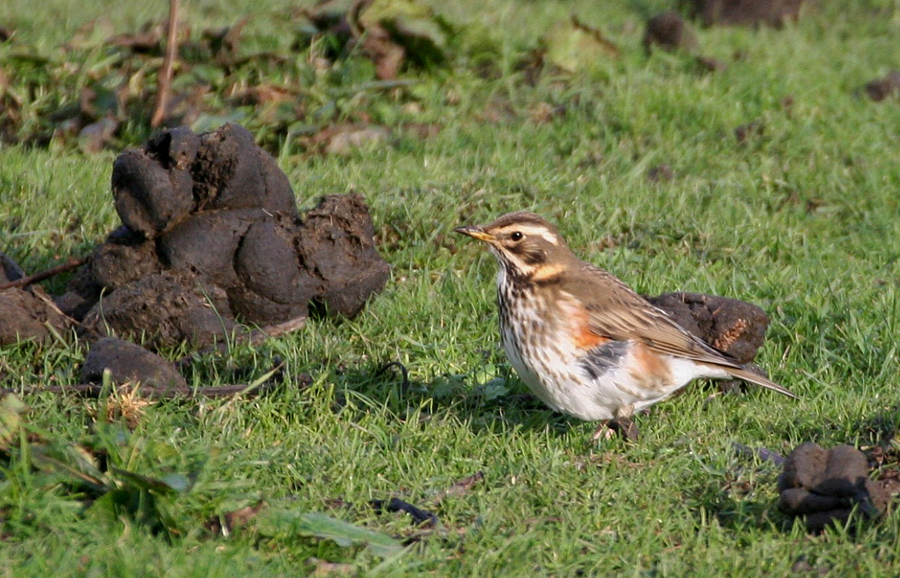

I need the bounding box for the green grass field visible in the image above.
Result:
[2,0,900,575]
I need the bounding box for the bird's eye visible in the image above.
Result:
[510,231,524,242]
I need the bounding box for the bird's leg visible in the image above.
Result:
[590,405,639,442]
[609,416,639,441]
[590,420,613,443]
[611,404,639,441]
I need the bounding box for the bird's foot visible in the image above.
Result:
[610,416,639,441]
[589,417,639,443]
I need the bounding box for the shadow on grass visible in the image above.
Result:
[766,403,900,450]
[682,474,796,535]
[854,405,900,447]
[328,361,588,439]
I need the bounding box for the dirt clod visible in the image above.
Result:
[0,286,71,346]
[80,272,242,348]
[647,164,675,182]
[82,337,188,389]
[778,442,891,532]
[0,252,71,346]
[644,12,697,53]
[734,119,764,144]
[865,70,900,102]
[695,56,727,72]
[58,123,390,348]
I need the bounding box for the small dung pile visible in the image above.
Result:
[643,12,697,54]
[56,122,390,348]
[81,337,188,390]
[778,442,891,532]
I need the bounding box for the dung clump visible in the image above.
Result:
[778,442,891,532]
[58,123,390,348]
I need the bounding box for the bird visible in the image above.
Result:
[454,211,796,439]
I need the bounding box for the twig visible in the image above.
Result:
[259,315,308,339]
[151,0,180,128]
[731,442,786,466]
[376,361,410,389]
[370,497,438,527]
[430,471,485,505]
[0,257,87,291]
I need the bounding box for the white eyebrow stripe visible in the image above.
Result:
[496,224,560,245]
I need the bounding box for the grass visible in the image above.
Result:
[2,0,900,575]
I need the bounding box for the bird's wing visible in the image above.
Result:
[569,264,744,368]
[567,263,796,399]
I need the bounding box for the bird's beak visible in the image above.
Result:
[454,225,495,243]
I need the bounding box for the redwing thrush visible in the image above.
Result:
[455,211,796,435]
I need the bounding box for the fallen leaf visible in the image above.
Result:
[430,471,484,504]
[78,117,119,154]
[0,394,27,450]
[401,122,440,139]
[540,16,618,73]
[355,0,450,64]
[311,123,390,154]
[205,502,267,536]
[309,557,355,577]
[107,25,163,53]
[230,84,298,106]
[305,0,452,79]
[30,442,108,492]
[359,29,406,80]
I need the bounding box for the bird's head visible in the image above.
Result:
[455,211,574,281]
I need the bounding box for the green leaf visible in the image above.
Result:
[30,442,108,493]
[190,110,248,134]
[86,486,178,536]
[159,473,192,494]
[112,468,191,496]
[262,510,403,558]
[480,377,510,401]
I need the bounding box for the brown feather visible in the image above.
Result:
[565,263,797,399]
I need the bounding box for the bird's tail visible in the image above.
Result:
[722,365,798,399]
